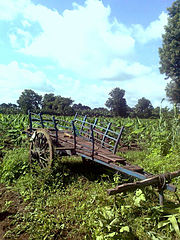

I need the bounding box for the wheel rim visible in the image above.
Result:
[30,129,53,168]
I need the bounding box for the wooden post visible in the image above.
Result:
[107,170,180,195]
[159,190,164,206]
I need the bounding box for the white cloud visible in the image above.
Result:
[21,19,31,27]
[7,0,167,80]
[0,61,54,103]
[0,0,170,108]
[51,71,168,108]
[9,29,32,48]
[17,29,32,47]
[53,75,110,107]
[118,71,169,107]
[8,0,135,77]
[20,62,38,70]
[132,12,168,44]
[98,59,151,81]
[9,34,18,48]
[0,0,31,21]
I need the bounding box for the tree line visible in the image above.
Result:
[0,88,173,118]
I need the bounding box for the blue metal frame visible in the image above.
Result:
[78,154,176,192]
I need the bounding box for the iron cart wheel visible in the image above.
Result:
[29,129,54,168]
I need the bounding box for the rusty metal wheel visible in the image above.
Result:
[30,129,54,169]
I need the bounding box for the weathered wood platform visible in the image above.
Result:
[49,130,144,172]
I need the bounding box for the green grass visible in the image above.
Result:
[0,112,180,239]
[0,148,180,240]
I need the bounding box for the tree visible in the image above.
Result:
[91,107,110,117]
[17,89,42,114]
[72,103,91,115]
[152,106,173,118]
[0,103,19,114]
[165,81,180,105]
[105,88,127,117]
[159,0,180,103]
[42,93,56,114]
[54,96,74,115]
[42,94,74,115]
[134,97,154,118]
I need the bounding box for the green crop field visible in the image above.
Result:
[0,112,180,240]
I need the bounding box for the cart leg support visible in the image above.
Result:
[159,190,164,206]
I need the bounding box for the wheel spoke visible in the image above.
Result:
[40,139,47,150]
[30,129,53,169]
[39,157,48,167]
[38,157,46,168]
[39,135,45,148]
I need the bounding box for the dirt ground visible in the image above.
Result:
[0,183,28,240]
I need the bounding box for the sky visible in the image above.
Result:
[0,0,175,108]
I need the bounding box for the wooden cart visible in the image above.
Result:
[25,112,180,205]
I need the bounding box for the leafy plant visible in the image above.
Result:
[158,207,180,237]
[0,148,30,183]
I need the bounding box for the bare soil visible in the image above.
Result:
[0,184,28,240]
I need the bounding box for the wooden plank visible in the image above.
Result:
[107,170,180,195]
[55,147,75,150]
[95,152,126,163]
[75,149,92,157]
[123,165,144,172]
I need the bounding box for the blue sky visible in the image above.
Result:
[0,0,174,108]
